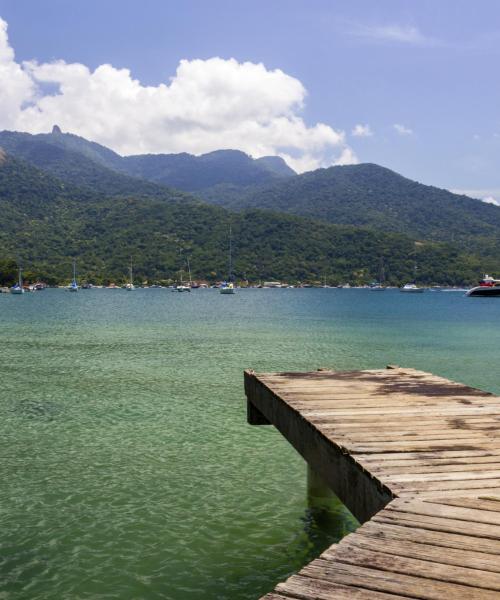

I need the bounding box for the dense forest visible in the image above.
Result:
[0,128,499,286]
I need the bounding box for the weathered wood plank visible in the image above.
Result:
[356,519,500,554]
[329,544,500,590]
[276,574,410,599]
[373,509,500,538]
[301,559,500,599]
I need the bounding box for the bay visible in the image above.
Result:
[1,288,499,600]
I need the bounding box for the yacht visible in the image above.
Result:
[466,274,500,297]
[400,283,424,293]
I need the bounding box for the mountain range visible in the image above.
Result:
[0,126,499,285]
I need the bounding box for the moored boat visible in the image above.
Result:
[220,225,235,294]
[220,282,235,294]
[11,268,25,294]
[400,283,424,293]
[466,274,500,297]
[68,260,78,292]
[125,258,135,291]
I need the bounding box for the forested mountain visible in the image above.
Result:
[0,130,180,198]
[0,151,488,285]
[0,128,295,195]
[122,149,295,191]
[203,163,500,249]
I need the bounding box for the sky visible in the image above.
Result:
[0,0,500,203]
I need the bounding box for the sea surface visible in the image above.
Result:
[1,288,500,600]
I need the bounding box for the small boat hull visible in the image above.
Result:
[10,287,24,295]
[467,286,500,297]
[220,287,235,294]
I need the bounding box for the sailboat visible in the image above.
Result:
[11,268,24,294]
[175,269,191,292]
[220,226,235,294]
[68,260,78,292]
[370,257,387,290]
[125,258,135,290]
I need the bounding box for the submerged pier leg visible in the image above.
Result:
[307,465,335,507]
[306,465,359,538]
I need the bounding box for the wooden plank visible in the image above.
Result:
[356,519,500,554]
[413,487,500,499]
[329,544,500,590]
[373,509,500,538]
[276,574,410,599]
[385,498,500,525]
[300,559,500,599]
[382,469,500,484]
[429,496,500,512]
[322,534,500,572]
[355,449,500,462]
[390,478,500,493]
[369,461,500,475]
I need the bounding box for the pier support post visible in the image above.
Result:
[307,465,335,506]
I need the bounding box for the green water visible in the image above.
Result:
[1,288,500,599]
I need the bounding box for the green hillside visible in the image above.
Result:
[203,163,500,249]
[0,152,489,286]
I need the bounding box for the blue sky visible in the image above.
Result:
[0,0,499,201]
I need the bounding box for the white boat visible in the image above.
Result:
[174,269,191,292]
[11,268,24,294]
[220,225,235,294]
[370,258,386,290]
[400,283,424,293]
[220,282,235,294]
[466,274,500,297]
[68,260,78,292]
[125,258,135,291]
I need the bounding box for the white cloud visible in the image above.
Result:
[393,123,413,136]
[350,23,439,46]
[451,188,500,207]
[0,17,355,173]
[351,123,373,137]
[483,195,500,206]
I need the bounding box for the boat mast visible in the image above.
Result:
[72,260,76,282]
[228,225,233,282]
[130,257,133,285]
[18,267,22,288]
[379,257,385,284]
[187,257,192,286]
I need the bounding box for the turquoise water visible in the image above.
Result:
[1,288,500,599]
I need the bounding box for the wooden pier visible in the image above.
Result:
[245,367,500,599]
